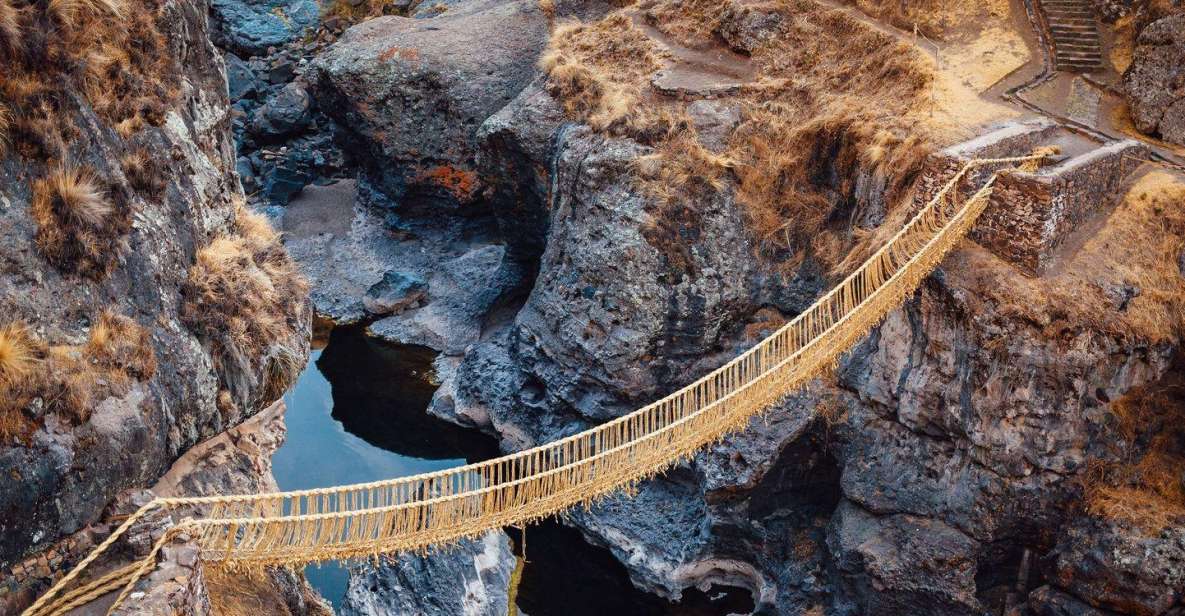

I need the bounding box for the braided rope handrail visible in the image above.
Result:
[23,154,1044,616]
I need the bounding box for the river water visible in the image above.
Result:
[272,326,754,615]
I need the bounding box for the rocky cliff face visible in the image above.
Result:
[0,0,310,607]
[341,531,515,616]
[287,1,1185,615]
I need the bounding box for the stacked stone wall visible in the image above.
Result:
[975,140,1147,275]
[914,119,1147,276]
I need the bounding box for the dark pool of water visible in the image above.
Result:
[273,326,754,615]
[508,521,756,616]
[272,326,497,608]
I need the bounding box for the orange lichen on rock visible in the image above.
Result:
[378,46,421,63]
[416,164,481,202]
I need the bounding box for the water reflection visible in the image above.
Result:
[272,326,754,615]
[509,521,756,616]
[271,326,496,608]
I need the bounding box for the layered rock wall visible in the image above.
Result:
[0,0,311,608]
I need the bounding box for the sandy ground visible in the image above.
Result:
[829,0,1029,142]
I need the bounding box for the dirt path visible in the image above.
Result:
[628,10,758,99]
[821,0,1184,168]
[996,0,1185,167]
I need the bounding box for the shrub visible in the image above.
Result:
[30,164,131,277]
[182,206,309,409]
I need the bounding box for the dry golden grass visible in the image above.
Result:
[949,171,1185,345]
[0,322,43,442]
[182,206,309,408]
[542,0,938,271]
[0,323,37,389]
[846,0,950,38]
[206,567,332,616]
[47,0,126,25]
[0,0,19,55]
[541,16,671,136]
[0,312,156,443]
[121,149,166,199]
[1084,368,1185,534]
[87,310,157,380]
[31,164,132,278]
[0,102,11,153]
[0,0,176,159]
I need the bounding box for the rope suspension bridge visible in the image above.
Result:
[23,154,1046,616]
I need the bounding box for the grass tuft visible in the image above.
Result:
[182,206,309,410]
[0,323,37,388]
[0,313,156,443]
[121,149,166,199]
[87,310,157,381]
[31,164,131,278]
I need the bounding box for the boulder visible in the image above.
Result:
[363,270,429,315]
[715,0,787,55]
[368,243,526,354]
[209,0,320,57]
[251,82,312,140]
[236,156,259,194]
[1123,13,1185,145]
[225,52,262,101]
[342,531,515,616]
[309,0,550,211]
[1093,0,1137,23]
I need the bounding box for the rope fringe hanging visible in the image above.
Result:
[21,154,1045,616]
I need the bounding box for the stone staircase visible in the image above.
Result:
[1040,0,1104,72]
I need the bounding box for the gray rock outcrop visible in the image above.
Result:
[1123,13,1185,145]
[209,0,320,57]
[342,532,515,616]
[0,0,310,605]
[309,0,551,211]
